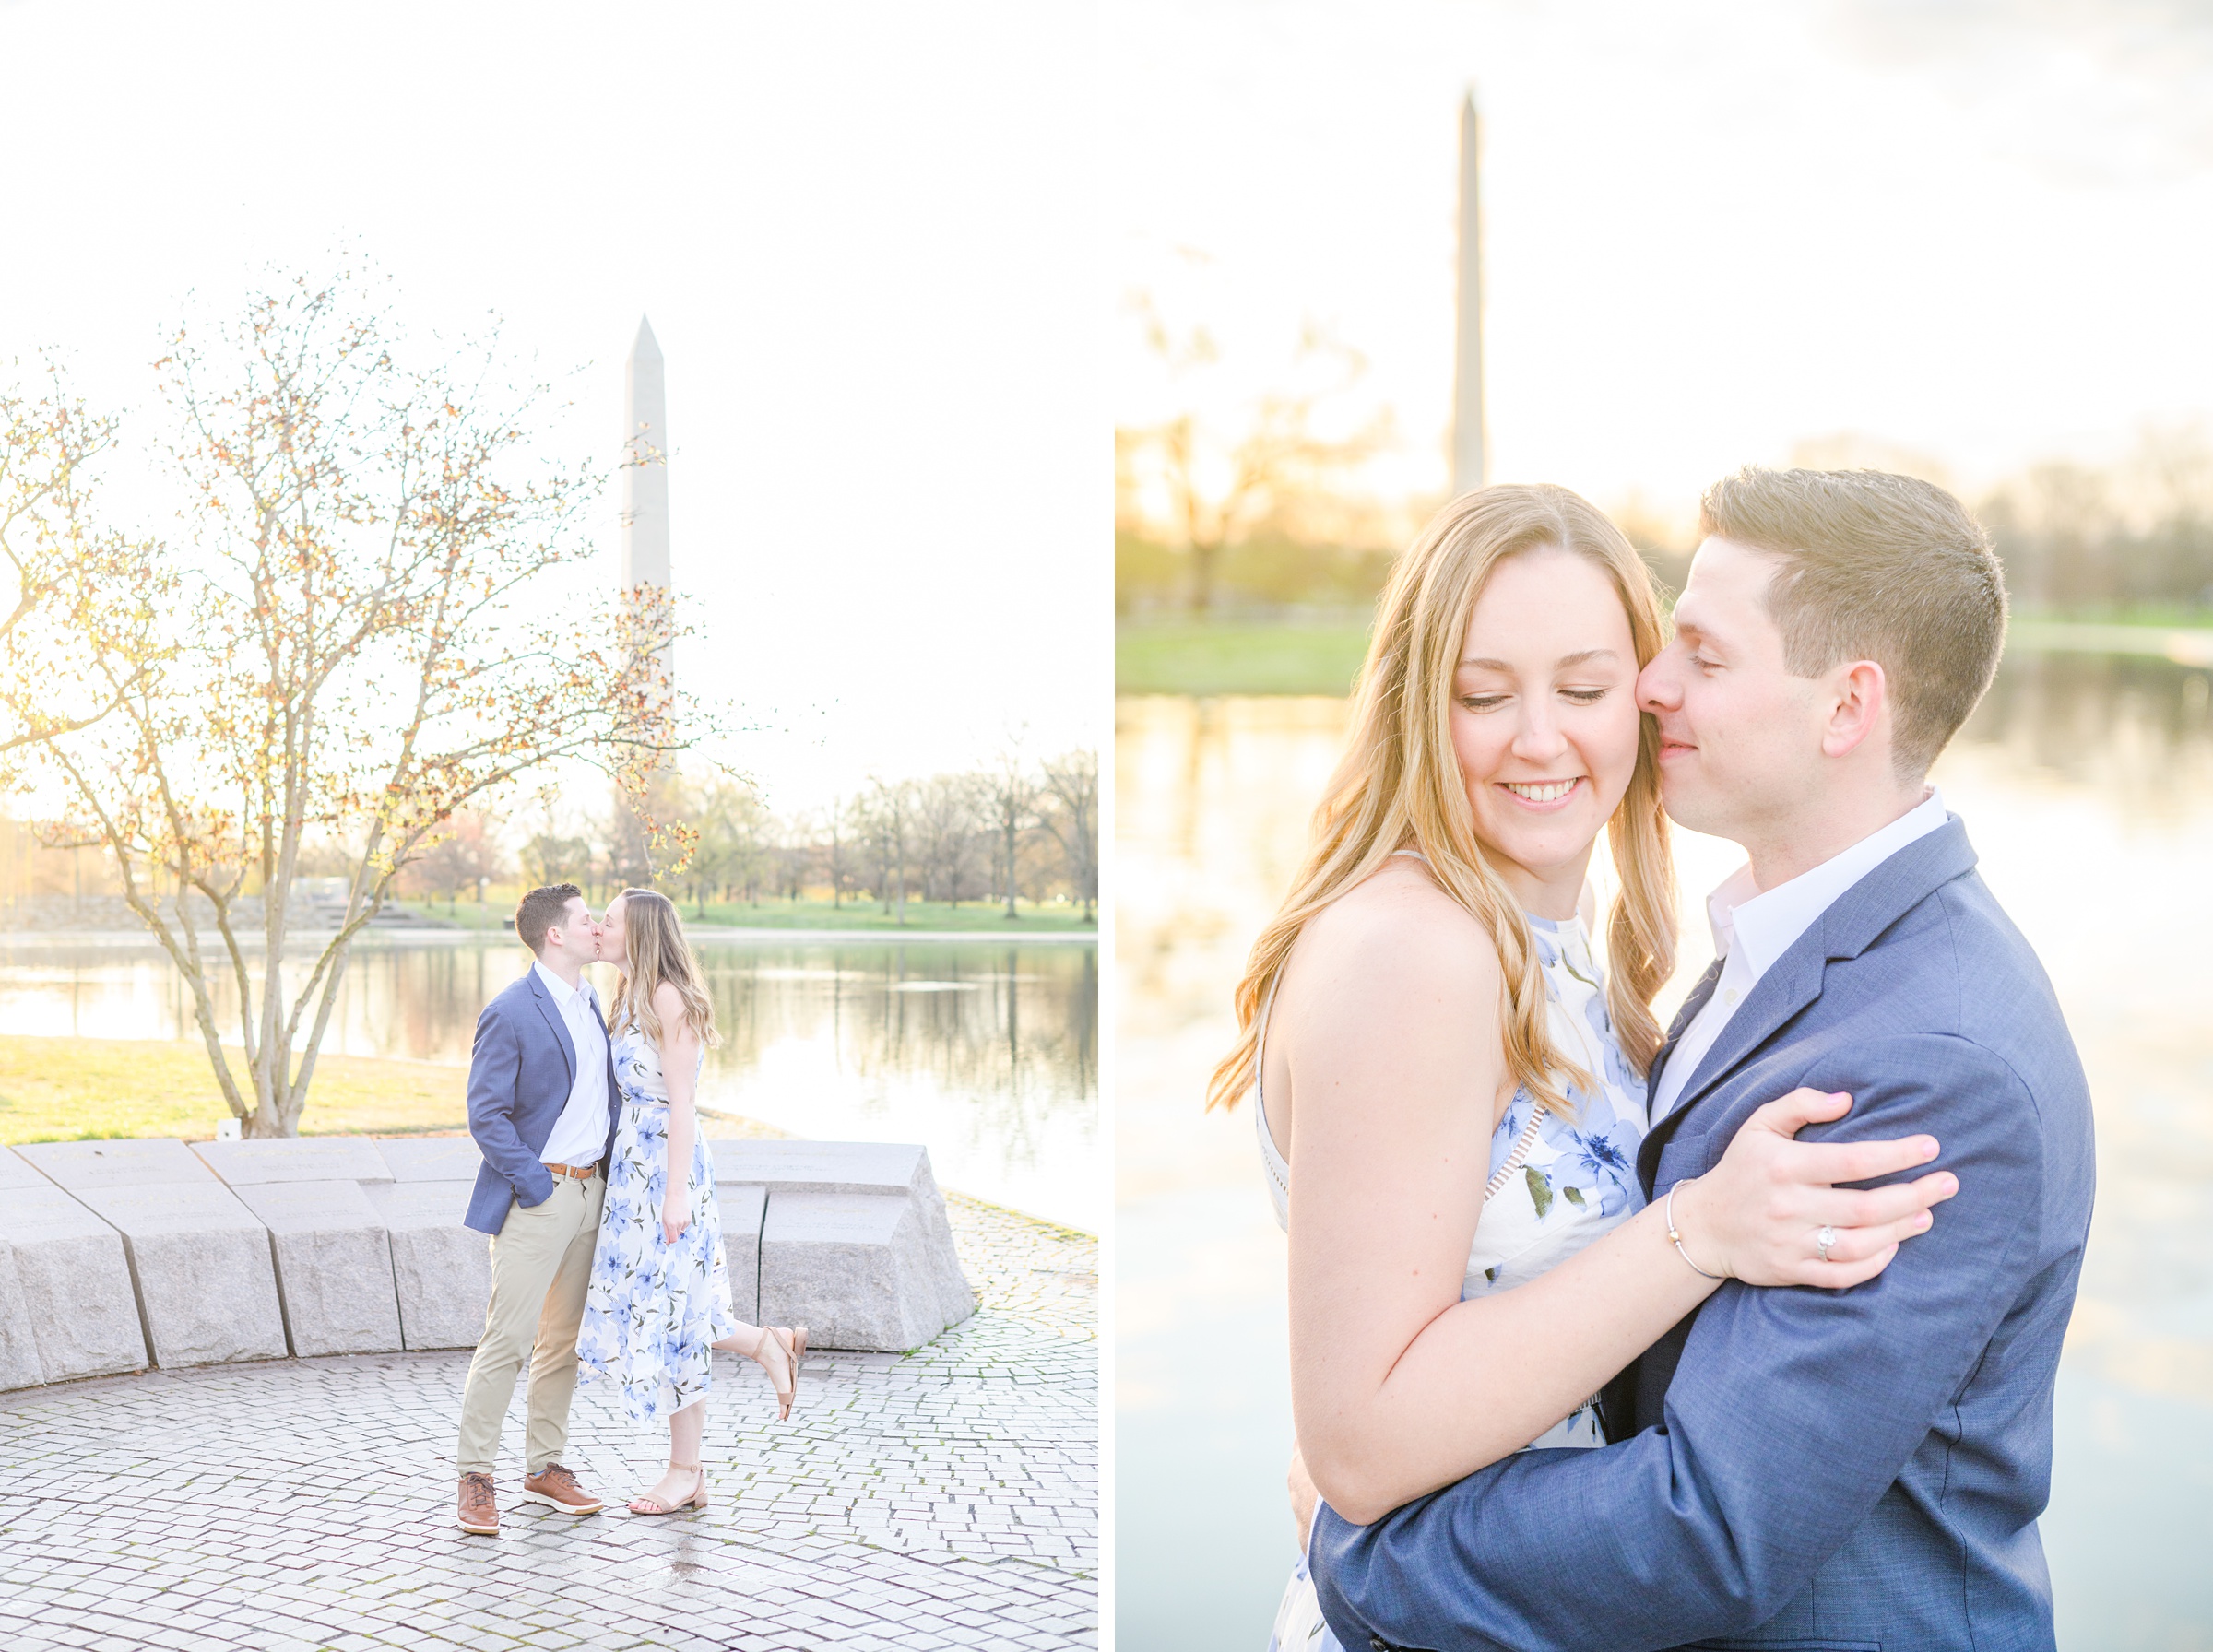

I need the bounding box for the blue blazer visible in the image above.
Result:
[461,968,621,1235]
[1312,817,2096,1652]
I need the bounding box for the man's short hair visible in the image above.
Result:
[1700,466,2007,778]
[515,883,584,955]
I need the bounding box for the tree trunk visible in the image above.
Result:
[1189,536,1222,614]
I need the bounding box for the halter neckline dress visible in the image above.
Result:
[1259,886,1651,1652]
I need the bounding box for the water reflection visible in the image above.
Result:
[1967,650,2213,815]
[0,935,1099,1230]
[1117,649,2213,1650]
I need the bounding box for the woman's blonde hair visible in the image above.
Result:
[1204,483,1676,1117]
[608,887,721,1049]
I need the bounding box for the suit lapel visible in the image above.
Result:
[527,970,578,1085]
[1633,817,1982,1194]
[1637,944,1827,1191]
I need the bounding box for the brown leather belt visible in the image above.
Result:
[545,1161,598,1181]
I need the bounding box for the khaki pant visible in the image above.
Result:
[455,1173,605,1476]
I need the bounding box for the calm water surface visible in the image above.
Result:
[1118,653,2213,1651]
[0,935,1099,1231]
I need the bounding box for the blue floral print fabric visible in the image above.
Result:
[576,1028,738,1424]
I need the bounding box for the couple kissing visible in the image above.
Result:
[1238,468,2093,1651]
[453,883,808,1533]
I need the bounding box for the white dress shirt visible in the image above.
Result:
[532,961,610,1167]
[1649,788,1950,1122]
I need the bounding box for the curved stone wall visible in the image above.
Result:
[0,1134,976,1390]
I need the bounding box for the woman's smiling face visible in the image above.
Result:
[1448,545,1642,917]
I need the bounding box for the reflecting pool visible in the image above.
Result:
[0,934,1099,1232]
[1117,651,2213,1651]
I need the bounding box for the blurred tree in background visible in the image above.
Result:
[1118,295,1398,616]
[0,269,685,1136]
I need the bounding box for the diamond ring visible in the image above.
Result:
[1815,1225,1839,1262]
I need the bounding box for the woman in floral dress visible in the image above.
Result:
[577,887,806,1516]
[1216,487,1962,1648]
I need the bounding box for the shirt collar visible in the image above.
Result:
[532,960,582,1009]
[1708,788,1949,982]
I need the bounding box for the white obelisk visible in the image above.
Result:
[622,316,670,590]
[1451,89,1488,496]
[620,317,674,879]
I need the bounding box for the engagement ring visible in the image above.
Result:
[1815,1225,1839,1262]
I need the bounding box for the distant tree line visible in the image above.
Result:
[397,748,1100,924]
[1975,442,2213,612]
[1115,336,2213,619]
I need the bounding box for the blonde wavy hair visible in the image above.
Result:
[608,888,721,1050]
[1204,483,1676,1118]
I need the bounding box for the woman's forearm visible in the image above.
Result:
[662,1024,700,1210]
[1297,1197,1720,1524]
[664,1098,695,1209]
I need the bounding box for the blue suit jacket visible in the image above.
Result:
[461,968,621,1235]
[1313,817,2096,1652]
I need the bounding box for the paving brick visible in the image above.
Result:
[0,1195,1093,1647]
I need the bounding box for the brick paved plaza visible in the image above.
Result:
[0,1195,1096,1651]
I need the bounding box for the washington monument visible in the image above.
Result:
[1452,88,1487,496]
[622,316,670,591]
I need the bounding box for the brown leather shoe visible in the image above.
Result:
[519,1463,605,1516]
[457,1471,498,1535]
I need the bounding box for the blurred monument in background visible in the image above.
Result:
[617,315,677,883]
[1453,88,1487,496]
[623,315,672,592]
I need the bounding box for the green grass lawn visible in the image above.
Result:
[2007,617,2213,659]
[0,1035,794,1144]
[1118,612,2213,698]
[0,1037,472,1142]
[1116,618,1373,696]
[394,896,1095,934]
[681,898,1094,932]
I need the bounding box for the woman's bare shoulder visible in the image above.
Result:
[1293,859,1500,997]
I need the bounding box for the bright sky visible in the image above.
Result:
[1111,0,2213,527]
[0,0,1102,817]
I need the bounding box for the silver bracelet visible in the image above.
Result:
[1665,1178,1728,1280]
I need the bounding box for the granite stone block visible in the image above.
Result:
[759,1190,949,1352]
[716,1139,974,1339]
[70,1184,287,1368]
[0,1243,42,1390]
[715,1182,766,1323]
[230,1181,402,1357]
[709,1138,927,1196]
[0,1181,147,1385]
[16,1137,217,1190]
[371,1137,488,1183]
[362,1179,490,1351]
[195,1137,393,1186]
[0,1145,51,1190]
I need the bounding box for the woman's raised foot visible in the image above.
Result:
[757,1326,805,1421]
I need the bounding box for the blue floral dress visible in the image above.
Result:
[1260,908,1650,1652]
[576,1026,739,1424]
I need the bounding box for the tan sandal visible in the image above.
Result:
[627,1462,707,1516]
[766,1326,807,1422]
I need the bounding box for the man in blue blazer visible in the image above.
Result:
[1312,468,2095,1650]
[453,882,623,1537]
